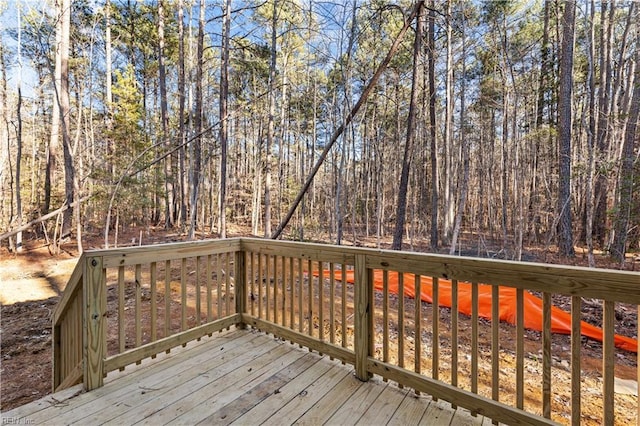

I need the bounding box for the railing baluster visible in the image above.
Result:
[342,264,347,352]
[249,252,255,316]
[257,253,262,320]
[492,284,499,406]
[150,262,157,343]
[451,279,459,394]
[329,262,336,348]
[135,264,142,350]
[415,274,422,393]
[281,256,287,327]
[471,281,479,399]
[298,258,303,337]
[542,292,551,418]
[603,300,615,425]
[165,260,171,340]
[383,269,389,369]
[516,287,524,409]
[118,265,125,356]
[181,258,187,332]
[398,272,405,385]
[571,295,581,426]
[432,276,439,384]
[207,254,213,323]
[289,257,295,331]
[195,256,201,327]
[308,259,313,339]
[319,262,324,342]
[273,255,279,324]
[266,254,271,322]
[225,253,231,316]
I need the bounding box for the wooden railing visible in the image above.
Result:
[53,238,639,425]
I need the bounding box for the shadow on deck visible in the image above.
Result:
[3,328,490,425]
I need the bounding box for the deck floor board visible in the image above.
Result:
[3,328,490,425]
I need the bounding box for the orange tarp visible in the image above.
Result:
[314,269,638,353]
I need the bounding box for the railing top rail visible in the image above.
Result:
[239,237,640,304]
[83,238,242,268]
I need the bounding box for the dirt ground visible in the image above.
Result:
[0,228,638,424]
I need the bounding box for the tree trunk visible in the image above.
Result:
[158,0,173,228]
[219,0,231,238]
[190,0,205,240]
[610,5,640,262]
[46,0,63,215]
[442,0,454,243]
[59,0,75,240]
[557,0,576,257]
[15,4,23,252]
[428,0,438,250]
[392,1,424,250]
[265,0,277,237]
[178,0,187,228]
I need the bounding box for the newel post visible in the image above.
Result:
[235,250,247,328]
[84,255,106,391]
[354,254,373,381]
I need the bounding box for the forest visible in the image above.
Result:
[0,0,638,265]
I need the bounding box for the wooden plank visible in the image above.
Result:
[256,253,261,319]
[225,252,231,316]
[103,314,241,373]
[83,255,106,391]
[542,292,551,419]
[383,269,389,363]
[243,316,355,365]
[274,255,279,324]
[3,384,84,420]
[367,359,556,426]
[570,296,581,426]
[259,363,351,425]
[54,361,83,393]
[281,255,287,327]
[602,300,614,425]
[249,252,255,316]
[356,382,408,425]
[291,371,363,425]
[99,336,293,425]
[195,352,321,424]
[240,238,356,265]
[40,330,260,425]
[230,351,336,425]
[387,390,431,425]
[421,398,456,425]
[326,376,386,423]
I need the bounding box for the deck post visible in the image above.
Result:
[354,254,372,381]
[84,255,106,391]
[235,250,247,329]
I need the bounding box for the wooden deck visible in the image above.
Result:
[4,328,492,425]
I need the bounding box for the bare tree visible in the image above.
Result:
[557,0,576,257]
[219,0,231,238]
[392,1,424,250]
